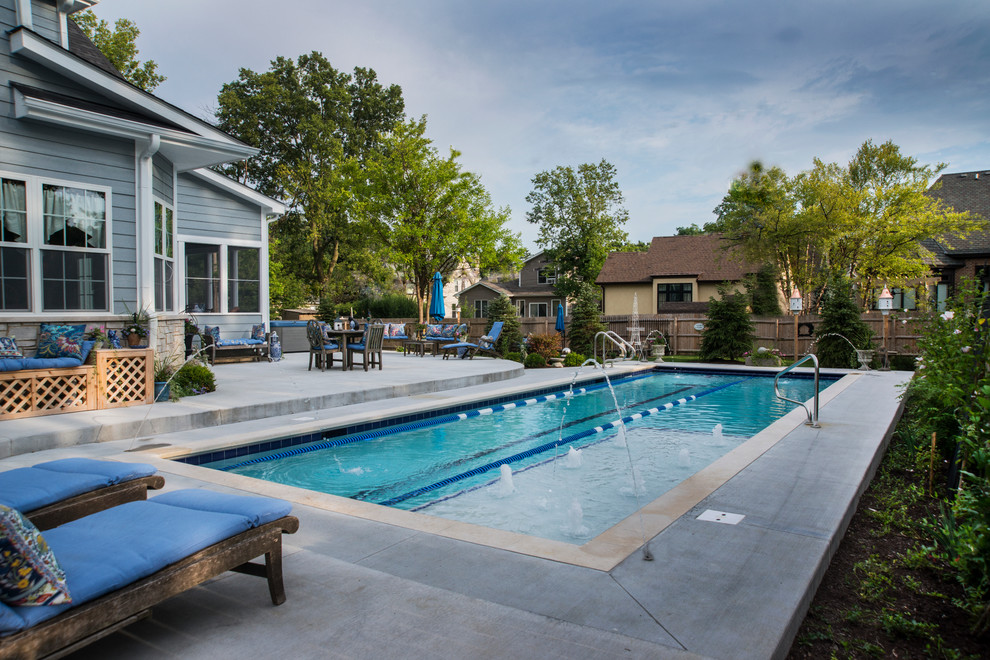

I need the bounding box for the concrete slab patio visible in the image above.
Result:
[0,352,910,659]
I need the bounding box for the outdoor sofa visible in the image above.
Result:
[0,488,299,659]
[0,458,164,530]
[203,323,269,364]
[422,323,468,354]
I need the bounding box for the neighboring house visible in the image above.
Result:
[0,0,284,354]
[920,170,990,307]
[596,234,757,315]
[456,252,566,318]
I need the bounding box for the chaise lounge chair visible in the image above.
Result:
[0,458,164,530]
[0,488,299,658]
[440,321,504,360]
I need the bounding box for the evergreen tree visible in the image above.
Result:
[486,295,521,355]
[814,274,873,368]
[568,283,607,356]
[746,263,782,316]
[699,284,754,361]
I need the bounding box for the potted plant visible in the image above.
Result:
[183,317,200,356]
[153,354,177,402]
[745,345,783,367]
[124,307,150,347]
[88,326,109,349]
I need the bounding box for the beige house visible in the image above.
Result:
[596,234,758,315]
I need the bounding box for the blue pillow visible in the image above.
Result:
[35,324,86,360]
[251,323,266,341]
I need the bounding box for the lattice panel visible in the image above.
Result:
[35,374,91,411]
[0,377,34,416]
[102,355,150,405]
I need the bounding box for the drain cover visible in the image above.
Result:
[697,509,745,525]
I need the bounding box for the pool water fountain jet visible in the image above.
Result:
[566,498,589,537]
[678,448,691,467]
[576,358,653,560]
[496,464,515,497]
[806,332,873,370]
[712,423,724,445]
[564,446,583,468]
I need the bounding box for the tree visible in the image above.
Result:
[73,11,164,91]
[698,284,754,361]
[215,53,404,299]
[486,295,522,355]
[745,263,782,316]
[814,274,872,368]
[567,282,607,356]
[362,118,525,322]
[525,160,629,298]
[676,224,706,236]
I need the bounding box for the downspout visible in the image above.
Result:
[136,135,160,349]
[15,0,33,30]
[263,213,279,326]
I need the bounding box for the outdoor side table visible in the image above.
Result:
[402,340,426,357]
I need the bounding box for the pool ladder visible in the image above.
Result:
[774,353,821,428]
[593,331,637,366]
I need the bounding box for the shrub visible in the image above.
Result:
[524,353,547,368]
[527,333,561,360]
[699,283,754,361]
[563,352,586,367]
[487,295,522,354]
[504,351,523,363]
[365,293,419,319]
[568,282,606,356]
[171,361,216,396]
[815,274,872,368]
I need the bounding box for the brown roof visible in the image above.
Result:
[596,233,755,284]
[927,172,990,255]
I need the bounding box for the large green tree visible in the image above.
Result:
[73,10,164,91]
[362,118,525,321]
[525,159,629,298]
[215,53,404,299]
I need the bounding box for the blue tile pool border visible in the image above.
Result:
[175,366,835,468]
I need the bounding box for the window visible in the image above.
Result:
[657,283,692,306]
[185,243,220,313]
[551,298,564,315]
[154,200,174,312]
[928,283,949,312]
[227,247,259,313]
[0,175,110,312]
[0,178,28,310]
[474,299,489,318]
[537,268,556,285]
[515,300,525,316]
[529,302,549,317]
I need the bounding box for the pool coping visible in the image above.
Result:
[134,365,858,572]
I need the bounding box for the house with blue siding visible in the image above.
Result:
[0,0,284,356]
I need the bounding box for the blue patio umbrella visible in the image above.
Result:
[555,303,565,336]
[428,272,445,321]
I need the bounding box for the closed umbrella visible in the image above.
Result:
[428,272,445,321]
[555,303,565,338]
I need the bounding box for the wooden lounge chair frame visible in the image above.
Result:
[25,474,165,531]
[0,515,299,660]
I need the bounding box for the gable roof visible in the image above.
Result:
[926,171,990,255]
[596,233,754,284]
[66,16,124,81]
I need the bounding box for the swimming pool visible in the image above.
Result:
[194,368,835,544]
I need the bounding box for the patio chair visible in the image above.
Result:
[346,324,385,371]
[0,488,299,658]
[307,320,341,371]
[440,321,504,360]
[0,458,164,530]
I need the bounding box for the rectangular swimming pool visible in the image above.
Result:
[187,368,836,544]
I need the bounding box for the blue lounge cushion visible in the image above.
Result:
[9,490,292,632]
[0,357,84,372]
[0,505,71,608]
[31,459,156,484]
[216,338,264,347]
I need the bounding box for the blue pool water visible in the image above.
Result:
[200,369,833,544]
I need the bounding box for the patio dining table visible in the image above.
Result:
[321,327,365,370]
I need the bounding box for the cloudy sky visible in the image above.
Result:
[91,0,990,252]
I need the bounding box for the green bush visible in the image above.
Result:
[563,352,586,367]
[487,295,522,354]
[504,351,523,363]
[171,361,216,397]
[815,274,872,368]
[365,293,419,319]
[568,282,607,356]
[699,283,754,361]
[524,353,547,368]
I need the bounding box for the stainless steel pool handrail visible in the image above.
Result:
[594,331,636,365]
[774,353,821,427]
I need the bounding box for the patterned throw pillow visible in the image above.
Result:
[35,323,86,360]
[441,325,457,338]
[204,326,221,344]
[390,324,405,338]
[425,324,443,338]
[251,323,266,341]
[0,505,72,607]
[0,337,22,358]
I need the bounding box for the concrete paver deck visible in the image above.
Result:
[0,353,909,659]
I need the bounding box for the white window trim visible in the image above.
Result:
[154,198,176,312]
[179,236,263,315]
[529,302,549,317]
[0,169,114,316]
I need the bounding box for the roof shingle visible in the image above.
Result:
[596,233,755,284]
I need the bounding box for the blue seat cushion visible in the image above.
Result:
[216,338,264,347]
[0,357,84,372]
[8,490,291,631]
[317,342,339,350]
[346,342,366,350]
[0,460,156,513]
